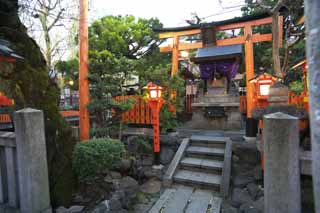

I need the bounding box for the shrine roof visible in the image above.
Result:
[0,39,23,60]
[191,44,242,63]
[153,13,270,32]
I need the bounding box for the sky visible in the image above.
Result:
[89,0,245,27]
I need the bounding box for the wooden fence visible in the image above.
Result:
[114,96,153,125]
[0,108,51,212]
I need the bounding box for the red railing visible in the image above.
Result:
[114,96,153,125]
[60,110,80,117]
[0,114,11,123]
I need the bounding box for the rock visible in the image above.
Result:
[92,200,110,213]
[68,206,85,213]
[144,167,163,179]
[55,206,85,213]
[233,175,255,188]
[55,206,68,213]
[72,194,85,203]
[247,183,263,200]
[140,178,162,194]
[133,204,152,213]
[232,143,259,165]
[112,176,139,208]
[221,203,238,213]
[118,176,138,192]
[231,188,253,208]
[120,159,132,171]
[160,147,175,165]
[252,197,264,212]
[104,175,113,183]
[110,171,122,179]
[239,203,261,213]
[232,155,240,162]
[109,197,122,211]
[159,134,178,145]
[136,157,153,167]
[127,136,139,152]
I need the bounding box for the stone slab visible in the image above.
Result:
[161,186,194,213]
[220,139,232,197]
[190,135,229,143]
[148,188,176,213]
[174,169,221,187]
[180,157,223,170]
[163,138,189,187]
[185,189,212,213]
[186,146,225,156]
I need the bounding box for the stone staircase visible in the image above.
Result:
[149,135,232,212]
[170,135,232,195]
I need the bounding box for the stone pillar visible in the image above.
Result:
[14,108,52,213]
[263,112,300,213]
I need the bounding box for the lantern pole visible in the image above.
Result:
[146,83,165,166]
[79,0,90,141]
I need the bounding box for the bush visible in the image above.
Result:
[73,138,125,182]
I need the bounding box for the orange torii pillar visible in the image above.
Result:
[79,0,90,141]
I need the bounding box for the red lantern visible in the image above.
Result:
[145,82,165,166]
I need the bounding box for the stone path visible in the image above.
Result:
[148,185,222,213]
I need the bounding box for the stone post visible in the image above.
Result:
[263,112,300,213]
[305,0,320,211]
[13,108,52,213]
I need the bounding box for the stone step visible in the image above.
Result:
[173,169,221,189]
[196,95,240,104]
[186,146,225,157]
[180,157,224,171]
[190,135,229,148]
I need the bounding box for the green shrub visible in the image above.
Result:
[73,138,125,182]
[289,80,304,95]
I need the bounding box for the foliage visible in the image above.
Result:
[140,63,185,132]
[73,138,125,182]
[0,0,77,206]
[289,81,304,95]
[241,0,305,74]
[129,136,152,154]
[55,58,79,90]
[87,15,164,138]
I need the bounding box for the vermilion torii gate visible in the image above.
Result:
[155,13,283,136]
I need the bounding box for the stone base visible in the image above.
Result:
[184,106,241,130]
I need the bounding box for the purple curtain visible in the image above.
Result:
[199,60,240,81]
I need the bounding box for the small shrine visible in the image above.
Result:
[155,13,283,134]
[186,44,242,130]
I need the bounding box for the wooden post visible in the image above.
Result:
[244,25,258,137]
[263,112,301,213]
[79,0,90,141]
[305,1,320,211]
[171,35,179,76]
[244,25,254,118]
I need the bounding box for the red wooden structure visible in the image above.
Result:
[114,96,153,125]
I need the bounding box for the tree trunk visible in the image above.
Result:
[305,0,320,212]
[39,7,52,70]
[272,11,282,77]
